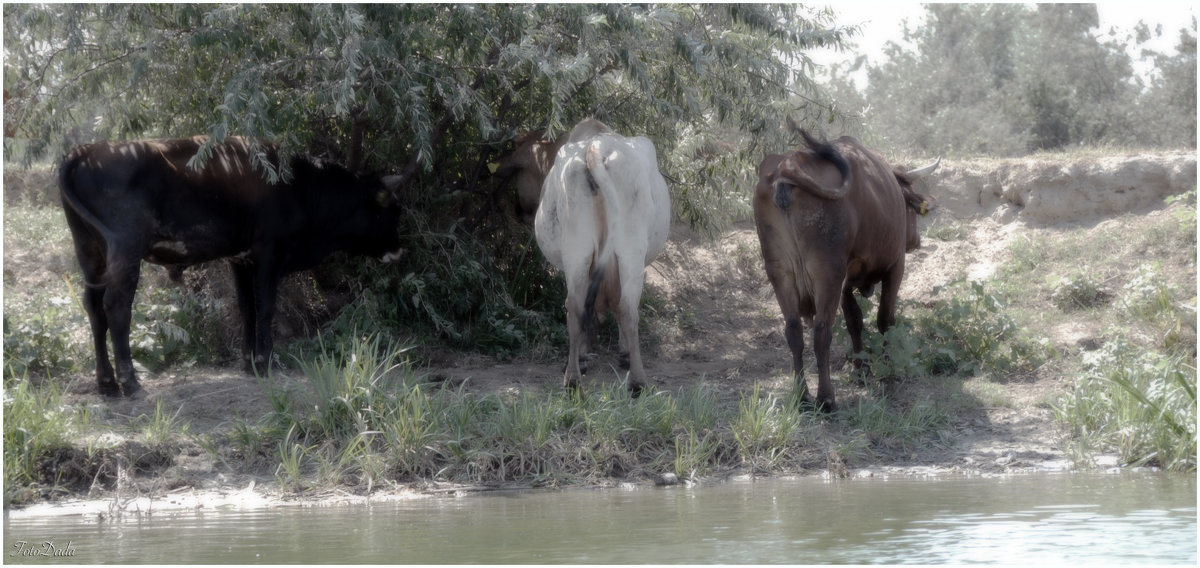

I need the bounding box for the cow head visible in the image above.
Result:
[895,157,940,252]
[493,130,568,222]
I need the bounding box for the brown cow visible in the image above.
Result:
[494,130,568,222]
[753,131,938,412]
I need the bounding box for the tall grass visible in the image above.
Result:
[1053,339,1196,471]
[3,376,77,502]
[253,335,895,492]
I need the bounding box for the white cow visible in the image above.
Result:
[534,119,671,395]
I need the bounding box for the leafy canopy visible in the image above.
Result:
[4,3,853,229]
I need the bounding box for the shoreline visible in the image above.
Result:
[7,455,1121,521]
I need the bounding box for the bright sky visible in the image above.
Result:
[811,1,1196,85]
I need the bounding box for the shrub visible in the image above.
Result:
[1120,263,1177,321]
[3,298,85,378]
[916,279,1049,375]
[1050,273,1112,312]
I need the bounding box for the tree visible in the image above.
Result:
[4,4,851,228]
[1131,18,1197,146]
[850,3,1183,156]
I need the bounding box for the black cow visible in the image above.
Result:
[58,136,404,397]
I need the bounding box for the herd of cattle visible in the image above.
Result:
[57,120,936,412]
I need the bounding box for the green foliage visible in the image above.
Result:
[1165,189,1197,237]
[131,400,188,449]
[301,214,566,358]
[3,299,84,378]
[129,286,229,372]
[1053,338,1196,471]
[291,333,417,440]
[858,319,928,379]
[917,279,1048,375]
[846,279,1052,380]
[4,4,851,226]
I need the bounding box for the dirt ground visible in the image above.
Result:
[7,150,1195,517]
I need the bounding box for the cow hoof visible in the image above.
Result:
[98,381,122,398]
[120,380,145,399]
[792,389,815,410]
[244,359,271,377]
[628,382,645,399]
[816,398,838,414]
[562,362,588,376]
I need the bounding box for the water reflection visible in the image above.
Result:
[5,472,1195,564]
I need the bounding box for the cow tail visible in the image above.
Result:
[582,140,616,340]
[58,151,116,287]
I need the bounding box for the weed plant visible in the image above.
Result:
[1050,273,1112,312]
[856,279,1051,378]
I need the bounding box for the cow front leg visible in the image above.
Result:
[230,263,259,375]
[871,263,906,383]
[841,288,868,374]
[877,262,904,335]
[250,266,283,376]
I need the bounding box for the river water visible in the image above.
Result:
[4,472,1195,564]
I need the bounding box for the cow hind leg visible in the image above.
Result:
[764,265,815,409]
[82,284,120,397]
[617,295,646,398]
[811,285,842,413]
[100,258,143,398]
[564,305,587,391]
[230,263,258,374]
[68,235,120,396]
[783,316,814,408]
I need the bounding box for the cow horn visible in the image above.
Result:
[905,156,941,181]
